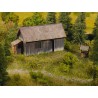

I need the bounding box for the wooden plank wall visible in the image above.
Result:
[25,40,52,56]
[54,38,64,51]
[24,38,64,56]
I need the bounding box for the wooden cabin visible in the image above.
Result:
[80,45,90,58]
[11,23,66,56]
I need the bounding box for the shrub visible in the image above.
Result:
[30,72,43,80]
[6,56,13,64]
[30,71,53,86]
[59,63,70,73]
[37,77,53,86]
[63,52,79,68]
[64,40,79,53]
[64,40,72,51]
[29,61,39,69]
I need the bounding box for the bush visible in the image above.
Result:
[64,40,72,51]
[59,63,70,73]
[30,71,43,80]
[30,71,53,86]
[37,77,53,86]
[63,52,79,68]
[64,40,79,53]
[6,56,13,64]
[29,61,39,69]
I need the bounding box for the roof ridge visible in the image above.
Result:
[20,23,62,28]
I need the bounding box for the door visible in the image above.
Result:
[51,39,54,52]
[17,41,24,54]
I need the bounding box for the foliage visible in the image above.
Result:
[13,74,20,81]
[46,12,56,24]
[1,12,19,25]
[73,12,86,44]
[30,71,53,85]
[0,42,8,85]
[64,40,79,53]
[23,12,45,26]
[92,15,98,38]
[59,63,70,73]
[0,23,18,56]
[6,51,97,86]
[22,17,33,26]
[64,40,72,51]
[84,60,95,77]
[4,39,11,56]
[63,52,79,68]
[91,33,98,62]
[59,12,74,41]
[91,15,98,62]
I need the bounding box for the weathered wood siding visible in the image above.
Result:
[54,38,64,51]
[25,40,52,56]
[24,38,64,56]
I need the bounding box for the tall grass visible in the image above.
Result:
[6,51,96,86]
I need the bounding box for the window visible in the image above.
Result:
[35,41,41,49]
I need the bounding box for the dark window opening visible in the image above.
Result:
[35,41,41,49]
[51,39,54,51]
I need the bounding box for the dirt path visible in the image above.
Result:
[7,69,29,74]
[7,69,93,85]
[33,70,93,84]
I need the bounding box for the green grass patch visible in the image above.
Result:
[6,51,96,86]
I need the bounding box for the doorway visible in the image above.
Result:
[51,39,54,52]
[17,41,24,54]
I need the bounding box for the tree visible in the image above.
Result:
[1,12,10,21]
[23,12,45,26]
[46,12,56,24]
[1,12,19,25]
[0,22,18,56]
[91,17,98,83]
[92,15,98,38]
[73,12,86,44]
[58,12,73,41]
[91,32,98,62]
[0,42,8,86]
[22,17,33,26]
[90,33,98,84]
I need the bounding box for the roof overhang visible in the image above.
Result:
[80,45,89,51]
[11,39,22,46]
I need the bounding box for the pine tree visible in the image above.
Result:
[32,12,45,25]
[59,12,73,41]
[1,12,19,25]
[91,28,98,83]
[23,12,45,26]
[73,12,86,44]
[46,12,56,24]
[92,15,98,38]
[22,17,33,26]
[0,42,8,86]
[91,32,98,62]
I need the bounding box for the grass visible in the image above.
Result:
[6,51,95,86]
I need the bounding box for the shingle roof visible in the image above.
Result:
[11,39,22,46]
[80,45,89,51]
[18,23,66,42]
